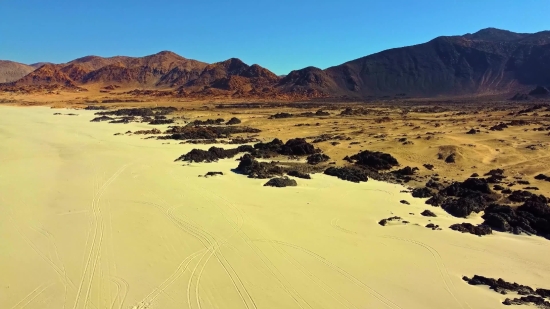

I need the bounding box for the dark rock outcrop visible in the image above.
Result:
[176,145,254,163]
[324,167,369,183]
[463,275,535,295]
[205,171,223,176]
[279,138,318,156]
[235,154,284,179]
[450,223,492,236]
[378,216,402,226]
[226,117,242,125]
[503,295,550,307]
[307,153,330,165]
[349,150,399,170]
[264,177,297,187]
[412,187,435,198]
[287,170,311,179]
[421,210,437,217]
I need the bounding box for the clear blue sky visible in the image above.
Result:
[1,0,548,75]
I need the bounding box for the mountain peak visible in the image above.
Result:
[462,28,528,41]
[155,50,178,55]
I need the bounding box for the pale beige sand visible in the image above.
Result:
[1,106,550,309]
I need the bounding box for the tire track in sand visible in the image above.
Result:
[253,239,403,309]
[380,235,470,309]
[73,163,132,309]
[193,185,313,309]
[9,281,54,309]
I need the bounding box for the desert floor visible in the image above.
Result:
[1,105,550,309]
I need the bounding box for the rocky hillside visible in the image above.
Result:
[307,28,550,97]
[0,61,36,83]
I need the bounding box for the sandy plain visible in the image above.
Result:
[1,105,550,309]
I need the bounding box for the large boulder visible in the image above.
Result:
[349,150,399,170]
[264,177,298,187]
[280,138,318,156]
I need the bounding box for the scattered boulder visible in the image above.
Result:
[226,117,242,125]
[324,167,369,183]
[236,154,284,179]
[279,138,319,156]
[450,223,492,236]
[349,150,399,170]
[535,174,550,181]
[96,107,177,117]
[463,275,535,295]
[91,116,114,122]
[392,166,419,176]
[307,153,330,165]
[163,125,261,140]
[287,170,311,179]
[412,187,435,198]
[378,216,402,226]
[264,177,297,188]
[421,210,437,217]
[508,190,546,203]
[423,164,434,170]
[175,145,252,163]
[463,275,550,307]
[269,112,293,119]
[400,200,410,205]
[426,223,441,230]
[503,295,550,307]
[205,172,223,176]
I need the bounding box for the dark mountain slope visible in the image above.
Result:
[280,28,550,97]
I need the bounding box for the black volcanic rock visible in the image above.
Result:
[307,153,330,165]
[226,117,241,125]
[235,154,284,179]
[287,170,311,179]
[421,210,437,217]
[280,138,318,156]
[450,223,492,236]
[412,187,435,198]
[324,167,369,183]
[264,177,297,188]
[481,198,550,238]
[349,150,399,170]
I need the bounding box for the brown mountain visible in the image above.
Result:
[7,64,77,87]
[30,62,54,69]
[77,51,208,86]
[280,28,550,97]
[0,61,36,83]
[4,28,550,99]
[183,58,280,94]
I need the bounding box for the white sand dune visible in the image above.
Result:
[1,106,550,309]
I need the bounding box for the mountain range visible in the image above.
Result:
[1,28,550,99]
